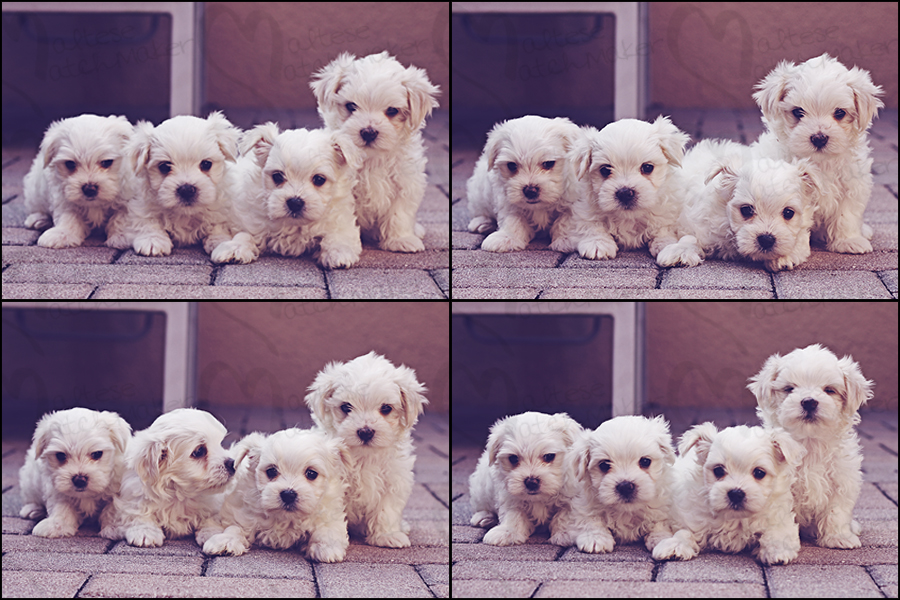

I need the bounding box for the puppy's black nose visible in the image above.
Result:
[524,476,541,492]
[280,489,298,509]
[801,398,818,415]
[616,480,636,502]
[360,127,379,144]
[810,133,829,150]
[286,197,305,217]
[757,233,776,250]
[72,474,88,490]
[224,458,235,475]
[523,185,540,202]
[615,187,636,209]
[176,184,197,204]
[727,488,745,509]
[357,427,375,444]
[82,183,99,198]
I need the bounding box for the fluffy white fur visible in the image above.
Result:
[653,423,804,565]
[551,416,675,554]
[310,52,440,253]
[305,351,428,548]
[557,116,689,262]
[752,54,883,254]
[468,411,583,546]
[202,428,351,562]
[466,115,585,252]
[658,139,819,272]
[126,111,240,257]
[23,114,135,249]
[212,123,362,268]
[100,408,235,547]
[19,408,131,537]
[748,344,873,548]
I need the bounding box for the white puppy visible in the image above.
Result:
[558,116,689,262]
[748,344,873,548]
[752,54,883,254]
[100,408,235,547]
[305,351,428,548]
[466,115,585,252]
[658,139,819,271]
[653,423,804,565]
[551,416,675,554]
[202,428,351,562]
[126,111,240,257]
[24,114,135,249]
[468,411,583,546]
[212,123,362,268]
[311,52,440,253]
[19,407,131,537]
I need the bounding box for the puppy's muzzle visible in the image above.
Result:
[286,197,305,218]
[801,398,819,421]
[82,183,99,199]
[360,127,379,145]
[280,488,298,511]
[357,427,375,444]
[615,480,636,502]
[727,488,746,510]
[524,476,541,494]
[522,185,540,204]
[810,133,829,150]
[72,474,89,491]
[177,184,198,205]
[615,187,637,209]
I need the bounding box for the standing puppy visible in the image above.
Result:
[748,344,873,548]
[305,352,428,548]
[311,52,440,253]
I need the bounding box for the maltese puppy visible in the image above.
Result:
[19,407,132,537]
[653,423,804,565]
[658,139,819,271]
[466,115,585,252]
[202,428,351,562]
[100,408,235,547]
[212,123,362,268]
[551,416,675,554]
[23,114,135,249]
[748,344,873,548]
[557,116,689,262]
[310,52,440,253]
[305,351,428,548]
[126,111,240,257]
[468,411,583,546]
[752,54,884,254]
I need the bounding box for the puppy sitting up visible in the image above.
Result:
[202,429,351,562]
[551,416,675,553]
[468,411,583,546]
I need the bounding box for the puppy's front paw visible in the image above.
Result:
[482,524,527,546]
[575,528,615,553]
[32,516,77,538]
[652,531,699,561]
[318,243,362,269]
[211,234,258,264]
[468,216,495,234]
[37,226,84,248]
[381,235,425,253]
[470,510,498,529]
[656,236,703,267]
[481,231,526,253]
[20,503,46,521]
[367,530,410,548]
[828,236,872,254]
[817,531,861,549]
[203,531,249,556]
[577,237,618,260]
[307,540,348,563]
[126,523,165,547]
[134,233,173,257]
[757,541,799,564]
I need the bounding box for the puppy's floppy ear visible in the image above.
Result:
[678,422,717,463]
[548,412,582,445]
[650,415,676,466]
[394,363,428,429]
[485,416,511,466]
[838,354,874,415]
[752,59,798,119]
[650,116,689,167]
[847,67,884,132]
[305,363,341,431]
[231,432,267,471]
[127,120,156,174]
[747,353,784,416]
[205,111,240,162]
[131,432,167,489]
[484,121,512,171]
[98,411,133,454]
[768,427,805,468]
[401,65,440,131]
[310,52,357,106]
[39,120,69,168]
[240,122,280,168]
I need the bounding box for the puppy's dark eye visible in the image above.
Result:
[91,451,103,461]
[713,465,726,479]
[542,161,555,170]
[599,165,613,178]
[200,160,212,172]
[824,387,837,394]
[385,107,399,117]
[266,466,279,480]
[64,161,77,172]
[640,163,654,175]
[508,455,519,467]
[272,171,286,186]
[783,386,794,394]
[753,468,766,480]
[740,205,755,219]
[782,208,795,220]
[306,468,318,481]
[506,162,518,174]
[380,404,392,416]
[312,174,326,187]
[56,452,67,464]
[792,107,805,120]
[833,109,846,120]
[542,453,555,463]
[639,457,651,469]
[100,159,114,169]
[158,162,172,175]
[340,403,353,414]
[346,102,358,113]
[598,460,611,473]
[191,445,207,459]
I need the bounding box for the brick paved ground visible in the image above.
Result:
[451,408,898,597]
